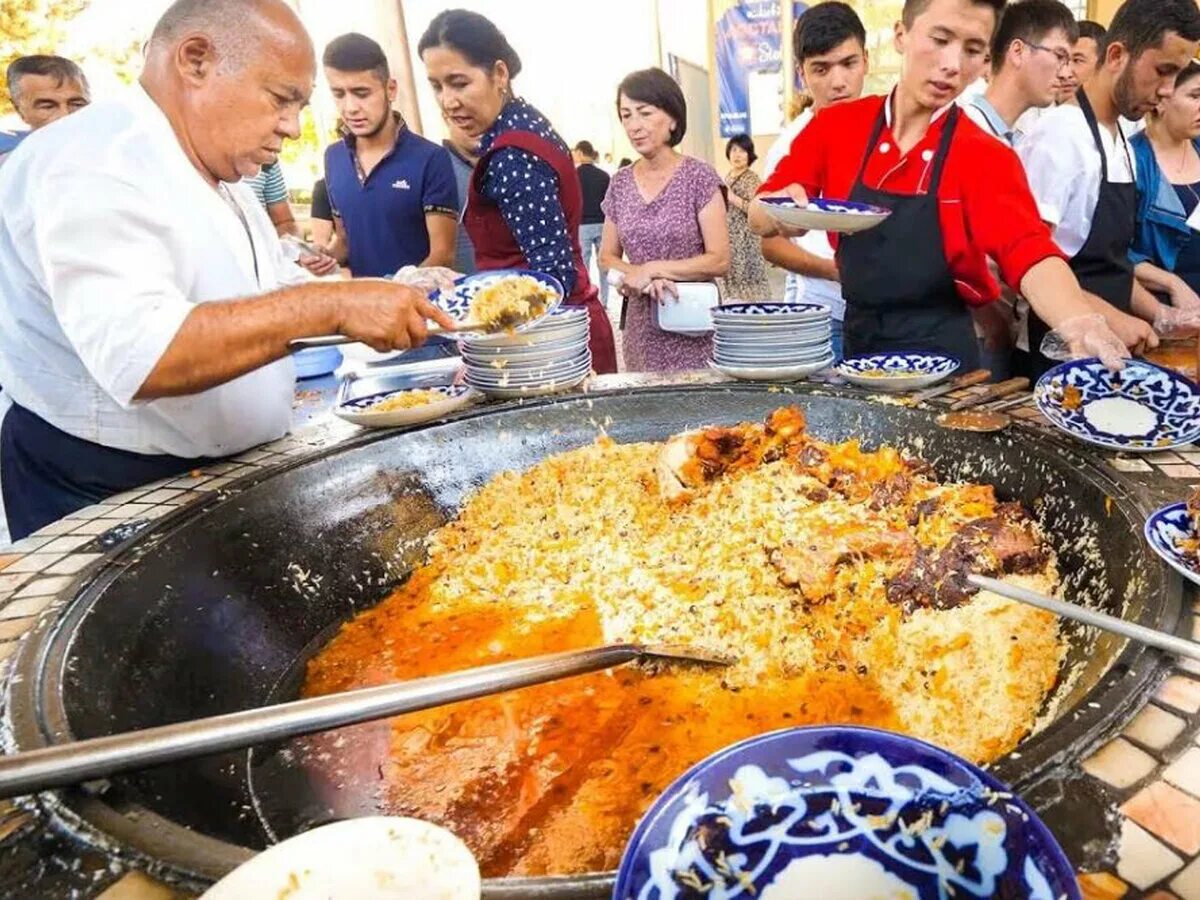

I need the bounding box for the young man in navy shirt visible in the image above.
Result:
[322,33,458,277]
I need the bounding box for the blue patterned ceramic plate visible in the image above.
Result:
[1035,358,1200,452]
[837,352,961,392]
[1145,502,1200,587]
[759,196,891,233]
[713,303,830,323]
[334,384,476,428]
[433,268,564,329]
[614,725,1079,900]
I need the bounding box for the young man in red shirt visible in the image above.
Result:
[750,0,1155,369]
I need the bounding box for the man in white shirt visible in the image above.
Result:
[761,1,868,360]
[0,0,452,543]
[961,0,1076,149]
[1018,0,1200,377]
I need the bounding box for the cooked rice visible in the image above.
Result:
[469,276,554,330]
[304,412,1065,876]
[369,389,443,412]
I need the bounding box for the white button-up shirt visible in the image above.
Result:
[0,85,307,472]
[1018,102,1135,258]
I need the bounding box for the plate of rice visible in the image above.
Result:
[335,384,478,428]
[435,269,564,333]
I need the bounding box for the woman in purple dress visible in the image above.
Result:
[600,69,730,372]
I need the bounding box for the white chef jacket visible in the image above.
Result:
[763,110,845,321]
[0,85,310,546]
[1017,102,1135,258]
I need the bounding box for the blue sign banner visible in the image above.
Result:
[715,0,783,138]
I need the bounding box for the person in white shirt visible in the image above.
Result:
[1018,0,1200,377]
[961,0,1076,149]
[761,1,868,360]
[960,0,1077,377]
[0,0,453,544]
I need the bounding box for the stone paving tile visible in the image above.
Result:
[138,489,184,505]
[1079,871,1130,898]
[99,502,153,520]
[1123,781,1200,854]
[101,488,148,506]
[1144,892,1180,900]
[45,554,102,577]
[64,503,119,520]
[0,618,35,642]
[5,536,51,554]
[1147,452,1186,464]
[1126,704,1188,751]
[0,555,16,573]
[1118,819,1184,889]
[1173,855,1200,899]
[70,518,118,537]
[1181,657,1200,678]
[1164,748,1200,799]
[1157,676,1200,715]
[1113,820,1180,892]
[0,573,33,594]
[163,475,211,490]
[14,575,75,599]
[1084,738,1159,789]
[0,595,55,621]
[40,535,92,554]
[29,519,77,537]
[194,476,234,492]
[0,553,64,574]
[1162,465,1200,479]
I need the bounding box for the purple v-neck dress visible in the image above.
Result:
[602,156,724,372]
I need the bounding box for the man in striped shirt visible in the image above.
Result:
[244,160,300,237]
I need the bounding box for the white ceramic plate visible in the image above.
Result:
[474,369,591,399]
[466,356,591,385]
[710,353,836,382]
[334,384,477,428]
[201,817,480,900]
[758,197,891,233]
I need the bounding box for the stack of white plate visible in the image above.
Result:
[710,303,836,381]
[461,306,592,398]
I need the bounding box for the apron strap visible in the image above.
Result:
[850,104,890,192]
[849,102,960,196]
[925,106,960,194]
[1076,87,1132,185]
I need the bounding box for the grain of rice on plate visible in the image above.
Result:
[304,407,1065,876]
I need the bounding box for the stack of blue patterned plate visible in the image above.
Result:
[461,306,591,399]
[710,303,835,381]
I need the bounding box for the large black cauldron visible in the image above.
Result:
[2,385,1181,897]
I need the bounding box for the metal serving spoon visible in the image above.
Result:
[0,643,731,800]
[936,377,1031,433]
[970,574,1200,663]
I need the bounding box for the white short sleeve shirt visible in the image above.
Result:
[1017,102,1134,258]
[0,86,307,460]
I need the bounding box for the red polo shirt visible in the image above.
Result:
[759,93,1065,307]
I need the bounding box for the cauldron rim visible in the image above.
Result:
[2,382,1181,898]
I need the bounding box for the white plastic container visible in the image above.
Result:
[609,272,718,336]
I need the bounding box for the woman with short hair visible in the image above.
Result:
[723,133,772,301]
[599,68,730,372]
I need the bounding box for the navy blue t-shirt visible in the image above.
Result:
[324,122,459,277]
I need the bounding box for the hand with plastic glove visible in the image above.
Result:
[392,265,462,297]
[1154,302,1200,338]
[1165,274,1200,313]
[1039,314,1134,370]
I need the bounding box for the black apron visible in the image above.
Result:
[837,104,980,369]
[1025,88,1135,379]
[1,404,211,541]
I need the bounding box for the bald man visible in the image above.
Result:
[0,0,454,543]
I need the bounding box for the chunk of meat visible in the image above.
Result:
[770,529,917,602]
[656,407,809,500]
[868,474,912,511]
[1188,488,1200,534]
[886,504,1049,612]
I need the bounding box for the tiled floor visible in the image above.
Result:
[3,375,1200,898]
